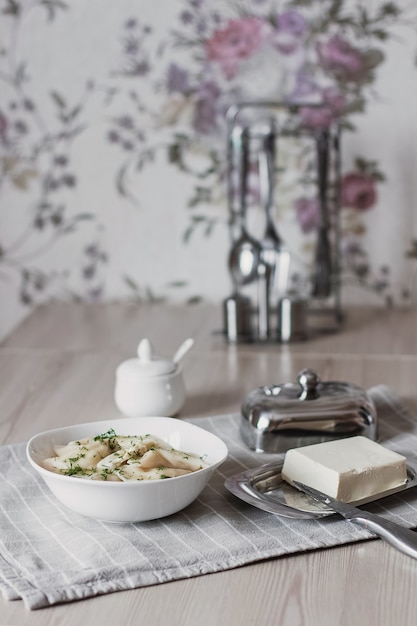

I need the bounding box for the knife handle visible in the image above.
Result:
[350,512,417,560]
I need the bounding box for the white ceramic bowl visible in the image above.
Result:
[26,416,228,523]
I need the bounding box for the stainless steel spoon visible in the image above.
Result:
[172,337,194,366]
[228,126,261,287]
[258,122,281,276]
[258,122,290,299]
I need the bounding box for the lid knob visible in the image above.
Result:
[137,338,154,362]
[297,368,320,400]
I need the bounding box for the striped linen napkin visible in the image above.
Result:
[1,385,417,610]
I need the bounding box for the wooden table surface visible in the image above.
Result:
[2,302,417,625]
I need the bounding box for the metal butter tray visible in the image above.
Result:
[225,458,417,520]
[241,369,378,453]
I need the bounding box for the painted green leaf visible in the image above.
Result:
[2,0,20,16]
[123,275,140,292]
[51,90,66,109]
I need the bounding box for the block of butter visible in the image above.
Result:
[281,436,407,503]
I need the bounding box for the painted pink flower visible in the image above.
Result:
[341,173,377,210]
[322,86,346,115]
[299,105,336,129]
[0,110,8,144]
[291,72,317,100]
[273,31,300,55]
[294,196,320,233]
[167,63,190,94]
[272,10,306,55]
[193,81,221,133]
[317,35,363,79]
[204,18,271,79]
[276,10,306,36]
[299,85,346,129]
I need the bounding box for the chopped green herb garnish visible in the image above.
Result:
[100,468,113,481]
[94,428,118,450]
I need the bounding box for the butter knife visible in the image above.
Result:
[293,481,417,560]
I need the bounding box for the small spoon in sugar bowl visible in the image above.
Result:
[172,337,194,367]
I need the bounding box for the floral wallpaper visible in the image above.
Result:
[1,0,417,340]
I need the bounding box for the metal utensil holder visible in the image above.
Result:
[223,101,343,343]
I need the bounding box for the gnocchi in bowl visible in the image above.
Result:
[26,416,228,522]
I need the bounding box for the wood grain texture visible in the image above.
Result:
[1,303,417,624]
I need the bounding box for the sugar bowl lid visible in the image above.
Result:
[116,337,195,378]
[117,339,176,377]
[241,368,378,453]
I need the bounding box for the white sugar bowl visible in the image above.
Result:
[114,337,194,418]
